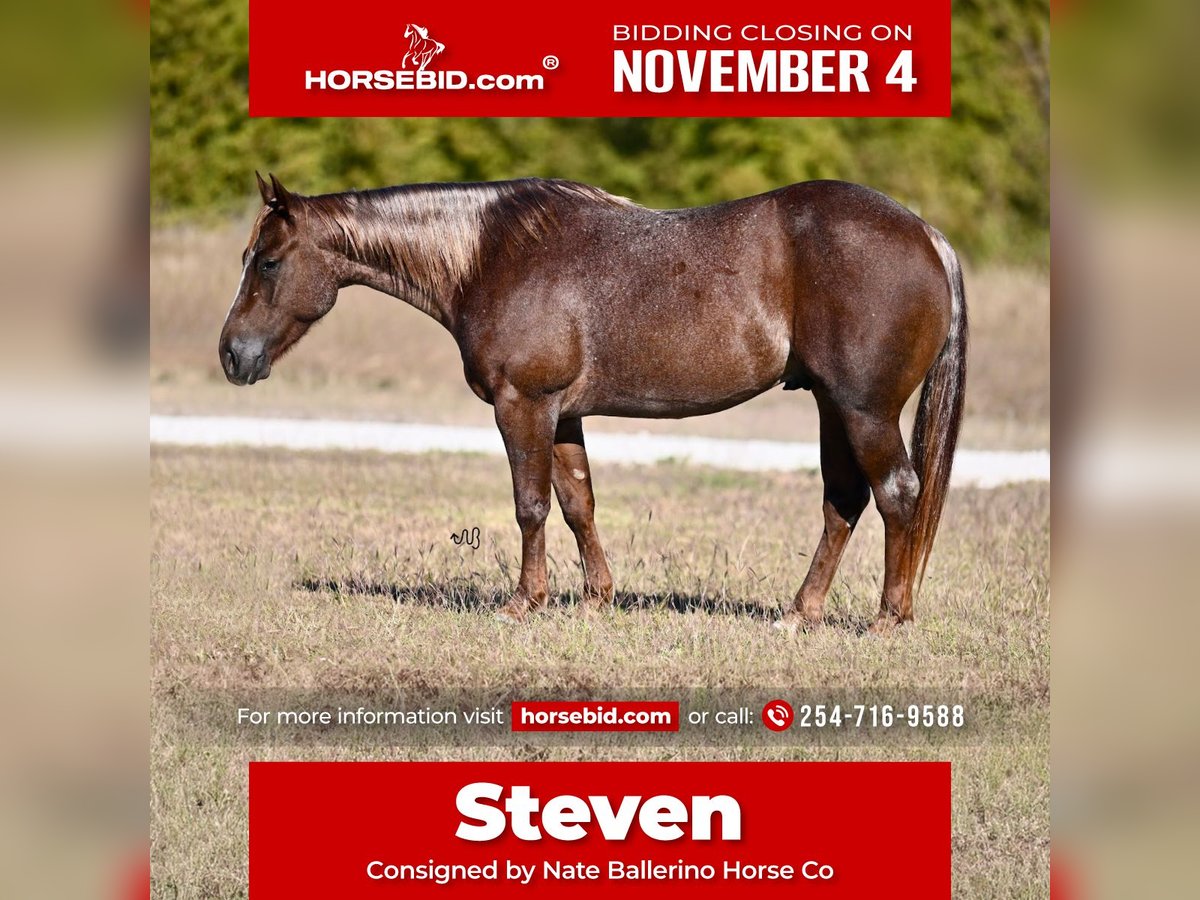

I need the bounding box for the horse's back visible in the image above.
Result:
[461,179,953,419]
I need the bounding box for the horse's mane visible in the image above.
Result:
[300,179,634,299]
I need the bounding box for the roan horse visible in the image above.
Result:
[220,174,966,632]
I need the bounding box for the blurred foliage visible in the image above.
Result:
[1055,0,1200,196]
[0,1,143,125]
[151,0,1048,265]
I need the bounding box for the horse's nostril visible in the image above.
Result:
[224,347,238,374]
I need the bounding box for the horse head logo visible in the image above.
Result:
[403,23,446,72]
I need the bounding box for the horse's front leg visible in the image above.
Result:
[493,387,559,623]
[551,417,614,612]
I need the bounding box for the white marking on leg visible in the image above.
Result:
[571,468,586,481]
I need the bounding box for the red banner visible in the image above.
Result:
[249,1,950,117]
[249,761,950,897]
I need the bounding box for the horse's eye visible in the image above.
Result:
[260,258,280,274]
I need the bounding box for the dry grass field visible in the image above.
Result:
[151,221,1050,450]
[151,218,1050,898]
[152,445,1049,898]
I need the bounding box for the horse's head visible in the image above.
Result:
[404,23,424,39]
[218,173,338,385]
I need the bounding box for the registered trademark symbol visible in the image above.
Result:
[542,55,559,70]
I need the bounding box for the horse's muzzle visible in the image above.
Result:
[221,335,271,385]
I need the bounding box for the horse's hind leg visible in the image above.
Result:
[840,408,921,631]
[779,394,870,630]
[551,418,614,611]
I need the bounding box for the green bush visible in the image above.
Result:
[151,0,1048,265]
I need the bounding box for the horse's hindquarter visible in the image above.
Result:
[783,182,955,412]
[538,199,796,418]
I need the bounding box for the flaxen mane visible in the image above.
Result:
[296,179,633,298]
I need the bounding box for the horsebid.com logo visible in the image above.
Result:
[401,23,444,72]
[305,21,550,92]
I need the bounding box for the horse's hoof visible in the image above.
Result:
[581,602,617,622]
[495,601,530,624]
[579,590,614,617]
[579,581,615,608]
[867,614,904,635]
[773,608,822,634]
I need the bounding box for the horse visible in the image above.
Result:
[219,174,966,632]
[402,24,445,72]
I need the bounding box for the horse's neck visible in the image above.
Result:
[315,185,501,329]
[332,244,452,328]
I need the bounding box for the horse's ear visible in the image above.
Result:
[255,171,272,206]
[268,173,294,217]
[256,172,294,219]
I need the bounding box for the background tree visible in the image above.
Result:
[151,0,1049,265]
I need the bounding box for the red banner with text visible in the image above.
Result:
[249,761,950,897]
[249,0,950,117]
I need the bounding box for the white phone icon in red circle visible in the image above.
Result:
[762,699,794,731]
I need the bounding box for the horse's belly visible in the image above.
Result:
[567,325,790,419]
[579,383,776,419]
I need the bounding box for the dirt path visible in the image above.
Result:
[151,415,1049,488]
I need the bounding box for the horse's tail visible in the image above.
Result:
[909,226,968,591]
